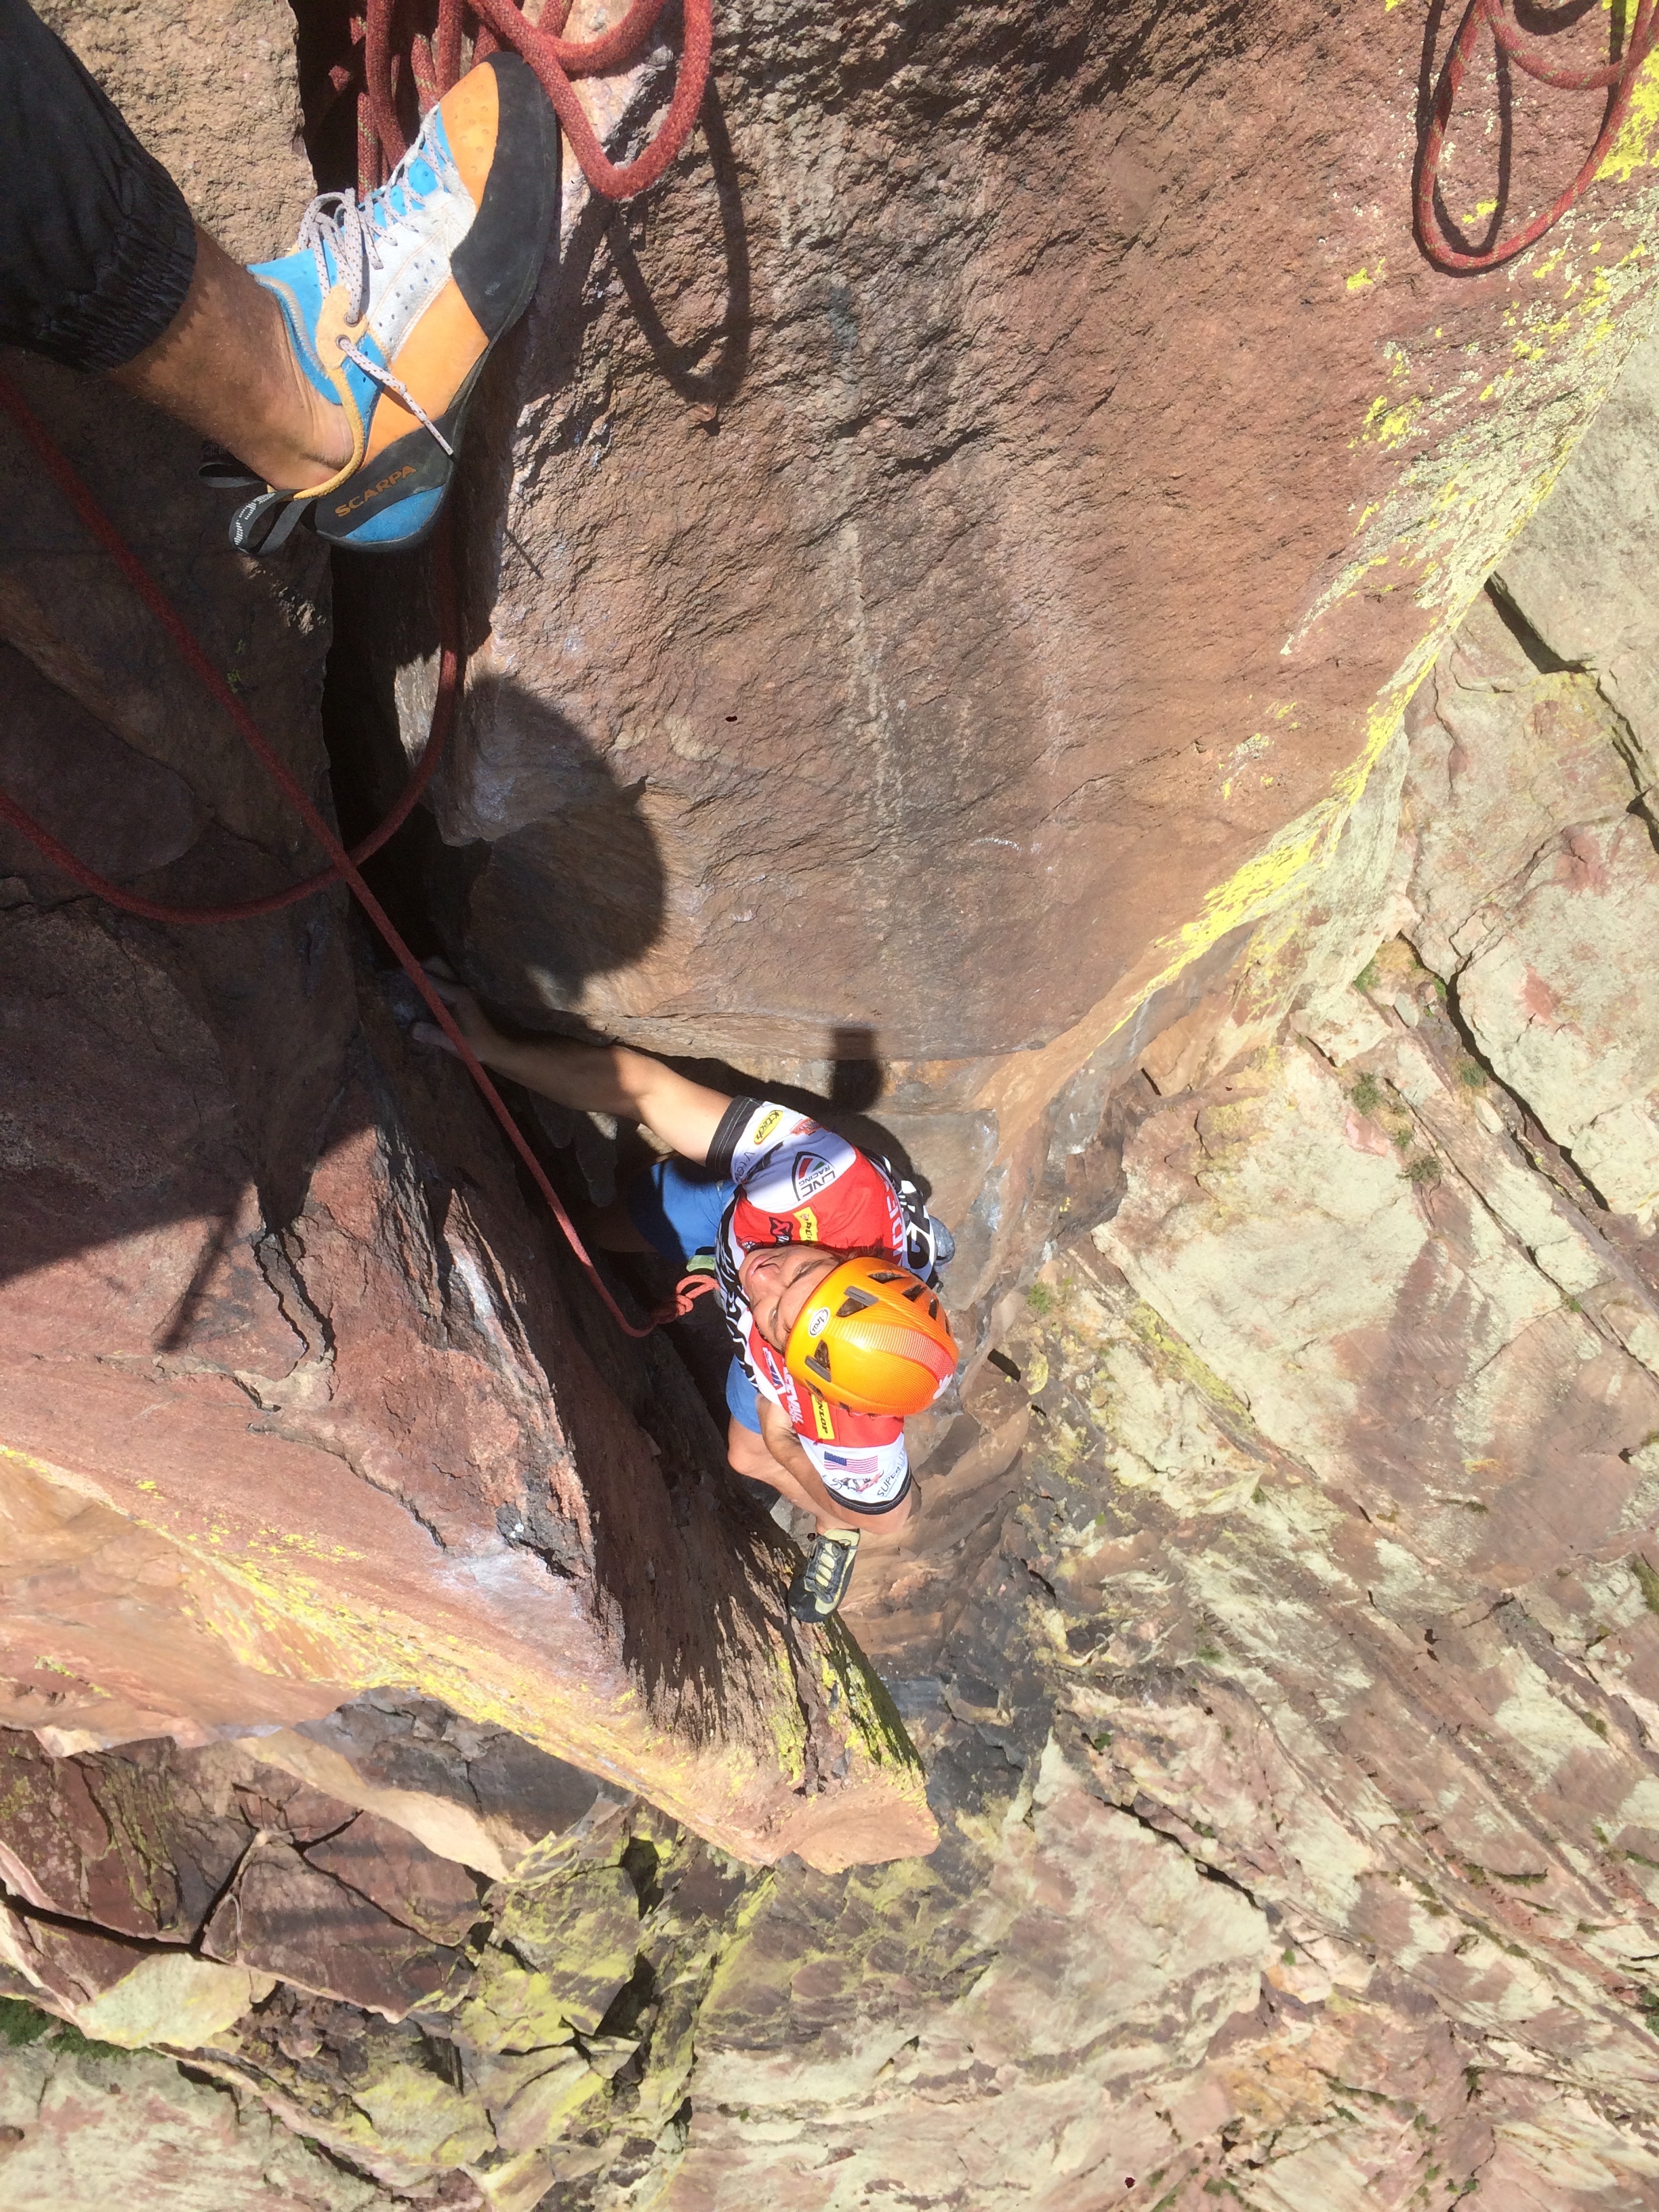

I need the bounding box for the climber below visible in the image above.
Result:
[415,972,960,1625]
[0,0,558,554]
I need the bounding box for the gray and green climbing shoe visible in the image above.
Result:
[787,1527,860,1624]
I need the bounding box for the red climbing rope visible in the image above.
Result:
[0,6,717,1336]
[659,1271,721,1322]
[0,369,683,1342]
[0,382,459,926]
[1416,0,1659,272]
[344,0,714,200]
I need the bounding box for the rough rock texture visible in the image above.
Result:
[8,0,1659,1866]
[0,2027,401,2212]
[369,0,1659,1333]
[18,2,1659,2208]
[0,0,932,1872]
[20,457,1659,2210]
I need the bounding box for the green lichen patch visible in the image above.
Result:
[491,1865,640,2036]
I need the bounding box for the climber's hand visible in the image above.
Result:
[411,964,731,1155]
[412,961,508,1065]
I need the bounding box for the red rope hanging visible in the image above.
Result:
[0,5,720,1338]
[0,380,460,926]
[1416,0,1659,272]
[0,371,700,1341]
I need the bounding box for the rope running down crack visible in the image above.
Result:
[0,377,710,1339]
[0,1,718,1338]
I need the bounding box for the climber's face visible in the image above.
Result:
[740,1244,840,1352]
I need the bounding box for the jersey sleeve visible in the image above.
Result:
[727,1124,907,1257]
[706,1097,760,1178]
[706,1098,818,1183]
[803,1429,910,1508]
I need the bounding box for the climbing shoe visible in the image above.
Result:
[232,52,558,556]
[787,1527,861,1625]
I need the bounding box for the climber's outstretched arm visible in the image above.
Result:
[415,967,732,1163]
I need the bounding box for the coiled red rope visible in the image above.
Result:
[1417,0,1659,272]
[0,369,705,1342]
[344,0,713,199]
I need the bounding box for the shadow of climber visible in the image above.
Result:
[441,672,668,1019]
[319,530,668,1006]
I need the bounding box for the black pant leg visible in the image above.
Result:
[0,0,196,371]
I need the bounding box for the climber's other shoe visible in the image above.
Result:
[787,1527,861,1625]
[233,52,558,556]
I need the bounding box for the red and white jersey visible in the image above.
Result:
[708,1098,933,1509]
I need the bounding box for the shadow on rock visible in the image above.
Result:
[603,78,752,414]
[447,671,669,1020]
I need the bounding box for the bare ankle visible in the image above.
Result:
[254,349,351,489]
[300,380,353,475]
[107,228,355,493]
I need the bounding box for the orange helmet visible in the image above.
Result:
[783,1257,959,1417]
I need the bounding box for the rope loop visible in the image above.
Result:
[0,369,659,1342]
[1416,0,1659,272]
[651,1272,722,1325]
[351,0,714,200]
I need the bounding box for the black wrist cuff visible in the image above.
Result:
[706,1095,762,1178]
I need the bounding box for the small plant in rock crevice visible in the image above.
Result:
[0,1996,52,2047]
[1404,1153,1443,1186]
[0,1995,122,2057]
[1351,1071,1384,1113]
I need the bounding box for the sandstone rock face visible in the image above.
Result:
[0,2032,399,2212]
[17,3,1659,2209]
[1496,328,1659,772]
[1400,577,1659,1225]
[386,0,1659,1330]
[0,0,933,1875]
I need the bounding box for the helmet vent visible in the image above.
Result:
[804,1340,833,1382]
[836,1287,879,1317]
[854,1323,956,1378]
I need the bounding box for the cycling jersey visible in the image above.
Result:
[706,1097,940,1510]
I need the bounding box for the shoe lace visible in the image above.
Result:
[803,1528,858,1597]
[293,127,455,458]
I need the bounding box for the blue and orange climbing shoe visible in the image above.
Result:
[231,52,558,556]
[787,1527,860,1625]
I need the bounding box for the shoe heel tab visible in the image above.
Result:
[230,489,311,557]
[200,444,262,491]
